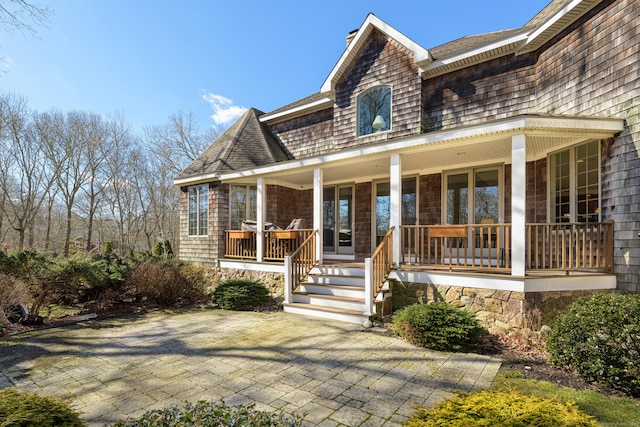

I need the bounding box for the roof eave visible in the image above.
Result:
[216,115,624,182]
[259,97,334,125]
[420,31,529,79]
[518,0,603,54]
[174,172,221,187]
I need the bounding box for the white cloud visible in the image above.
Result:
[202,92,247,125]
[1,56,14,73]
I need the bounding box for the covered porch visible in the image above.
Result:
[217,115,623,323]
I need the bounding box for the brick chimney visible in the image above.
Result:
[346,29,358,47]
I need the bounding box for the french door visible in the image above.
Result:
[374,178,417,249]
[444,167,503,260]
[323,185,353,255]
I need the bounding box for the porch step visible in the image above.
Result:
[282,302,370,325]
[298,283,364,298]
[283,264,372,325]
[292,293,365,312]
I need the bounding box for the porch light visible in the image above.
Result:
[372,115,386,132]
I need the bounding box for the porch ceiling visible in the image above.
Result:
[218,115,623,189]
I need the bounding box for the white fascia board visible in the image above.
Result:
[259,97,333,124]
[321,14,431,94]
[422,31,529,76]
[174,172,220,187]
[523,0,586,50]
[217,116,623,182]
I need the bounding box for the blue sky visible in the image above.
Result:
[1,0,551,133]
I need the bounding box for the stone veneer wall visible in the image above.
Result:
[390,280,608,333]
[212,267,284,298]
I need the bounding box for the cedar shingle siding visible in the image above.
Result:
[177,0,639,291]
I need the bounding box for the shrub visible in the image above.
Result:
[108,401,303,427]
[179,263,215,294]
[0,388,86,427]
[212,279,269,311]
[152,241,164,257]
[163,240,174,258]
[546,292,640,397]
[393,302,484,351]
[126,261,207,306]
[405,389,597,427]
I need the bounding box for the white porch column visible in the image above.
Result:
[511,134,526,276]
[256,177,266,262]
[313,168,324,265]
[390,153,402,266]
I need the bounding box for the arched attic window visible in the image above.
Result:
[358,85,391,136]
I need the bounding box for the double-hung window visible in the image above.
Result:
[188,185,208,236]
[549,140,599,223]
[230,184,257,230]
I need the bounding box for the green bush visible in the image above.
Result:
[546,292,640,397]
[393,302,484,351]
[405,389,597,427]
[108,401,303,427]
[126,261,207,306]
[212,279,270,311]
[0,388,86,427]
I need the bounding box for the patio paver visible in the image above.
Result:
[0,309,501,426]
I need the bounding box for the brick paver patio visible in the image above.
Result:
[0,309,501,426]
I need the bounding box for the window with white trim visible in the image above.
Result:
[358,86,391,136]
[549,140,599,223]
[188,185,208,236]
[230,184,257,229]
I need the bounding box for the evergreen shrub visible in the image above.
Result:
[211,279,269,311]
[546,292,640,397]
[393,302,484,351]
[405,389,597,427]
[0,388,86,427]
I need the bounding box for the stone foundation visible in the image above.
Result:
[390,280,609,333]
[211,267,284,298]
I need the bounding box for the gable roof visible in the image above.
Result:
[320,13,432,96]
[175,108,291,183]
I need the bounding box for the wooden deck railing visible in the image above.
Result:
[225,230,256,259]
[526,221,614,272]
[370,227,395,297]
[364,227,395,316]
[224,229,315,261]
[401,224,511,271]
[264,229,315,260]
[401,222,614,273]
[285,230,318,299]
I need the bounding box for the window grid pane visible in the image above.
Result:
[198,185,208,235]
[575,141,599,222]
[550,150,571,222]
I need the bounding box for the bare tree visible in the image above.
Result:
[144,110,219,175]
[0,0,51,36]
[102,114,147,253]
[0,92,56,249]
[143,111,220,250]
[38,110,103,256]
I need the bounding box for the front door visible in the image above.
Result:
[323,185,353,255]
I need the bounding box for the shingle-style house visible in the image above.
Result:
[175,0,639,330]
